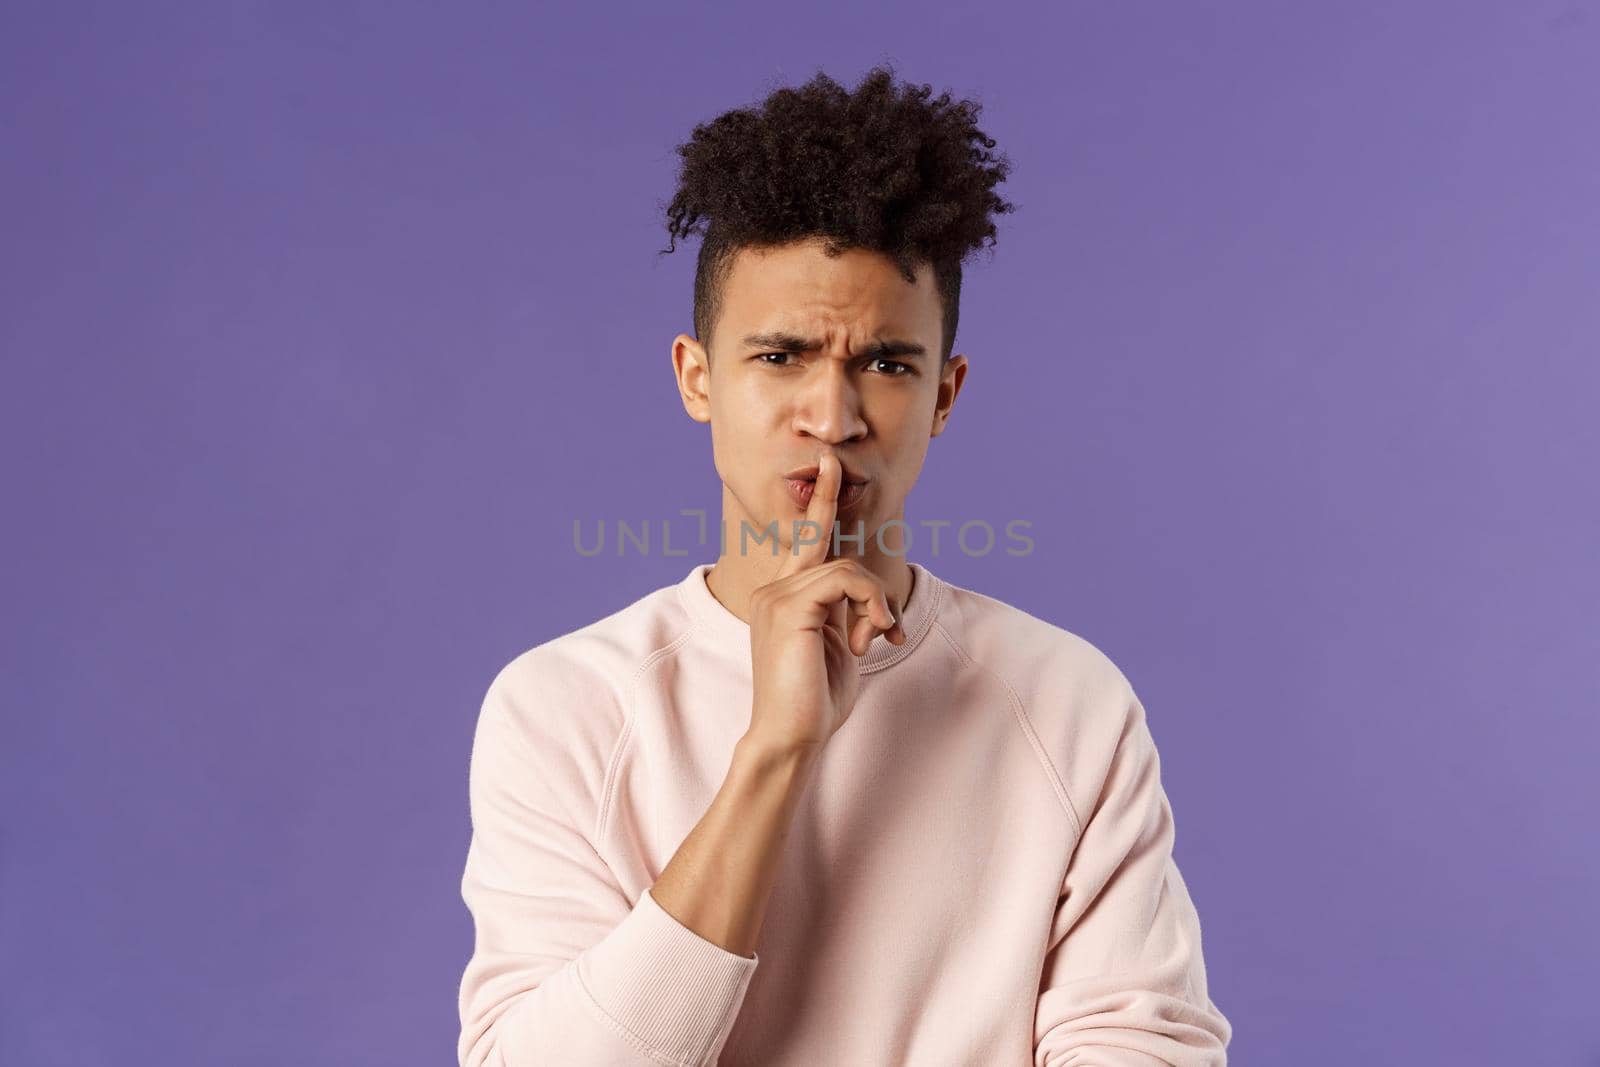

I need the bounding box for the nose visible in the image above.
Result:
[791,360,868,444]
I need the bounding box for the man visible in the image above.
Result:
[457,65,1232,1066]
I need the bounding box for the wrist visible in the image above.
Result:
[734,731,823,775]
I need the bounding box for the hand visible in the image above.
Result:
[745,453,907,753]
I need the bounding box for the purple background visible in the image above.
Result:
[3,3,1596,1064]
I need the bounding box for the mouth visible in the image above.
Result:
[785,474,868,512]
[784,461,868,483]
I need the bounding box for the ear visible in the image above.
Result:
[929,353,968,437]
[672,333,712,424]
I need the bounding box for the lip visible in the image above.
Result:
[784,460,869,484]
[785,476,868,512]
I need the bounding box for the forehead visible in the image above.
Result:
[718,239,940,341]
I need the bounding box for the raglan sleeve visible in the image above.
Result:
[456,654,760,1067]
[1032,688,1233,1066]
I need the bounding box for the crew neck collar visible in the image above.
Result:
[676,558,944,673]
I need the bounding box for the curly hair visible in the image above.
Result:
[657,64,1016,367]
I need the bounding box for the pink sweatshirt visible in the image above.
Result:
[457,561,1232,1066]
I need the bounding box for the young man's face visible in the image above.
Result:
[672,236,967,556]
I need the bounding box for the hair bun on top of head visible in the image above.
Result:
[656,64,1017,366]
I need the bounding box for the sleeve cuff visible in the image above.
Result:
[575,886,760,1064]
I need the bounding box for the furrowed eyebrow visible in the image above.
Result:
[740,332,927,360]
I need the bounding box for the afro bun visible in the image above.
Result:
[658,64,1016,364]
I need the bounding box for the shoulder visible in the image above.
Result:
[934,577,1134,708]
[489,580,695,711]
[933,576,1146,833]
[469,579,698,814]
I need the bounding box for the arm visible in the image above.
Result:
[457,669,812,1067]
[460,458,893,1065]
[652,733,821,958]
[1033,693,1233,1067]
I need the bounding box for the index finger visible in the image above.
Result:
[779,452,840,578]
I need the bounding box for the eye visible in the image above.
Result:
[869,359,912,375]
[755,352,793,366]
